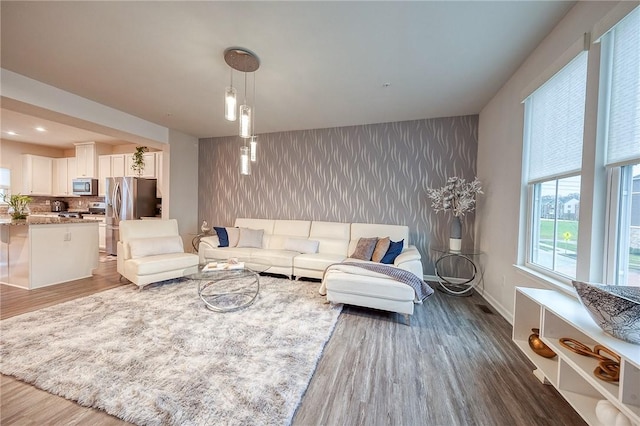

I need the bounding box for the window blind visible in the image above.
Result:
[604,6,640,167]
[525,52,588,183]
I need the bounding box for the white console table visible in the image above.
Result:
[513,287,640,426]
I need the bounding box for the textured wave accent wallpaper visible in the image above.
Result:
[199,115,478,274]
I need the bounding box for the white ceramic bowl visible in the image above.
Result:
[573,281,640,345]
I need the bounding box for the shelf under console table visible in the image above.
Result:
[513,287,640,426]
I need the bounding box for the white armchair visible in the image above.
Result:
[117,219,199,289]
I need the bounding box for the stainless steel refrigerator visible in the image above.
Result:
[105,177,158,255]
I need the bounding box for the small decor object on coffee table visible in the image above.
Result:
[426,176,482,252]
[187,258,270,312]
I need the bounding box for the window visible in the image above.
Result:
[0,168,9,202]
[524,52,588,280]
[613,164,640,286]
[601,7,640,286]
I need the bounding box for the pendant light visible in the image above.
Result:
[250,71,258,162]
[240,145,251,175]
[223,47,260,174]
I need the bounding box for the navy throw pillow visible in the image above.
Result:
[381,239,404,264]
[214,226,229,247]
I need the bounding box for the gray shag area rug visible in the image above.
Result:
[0,276,342,425]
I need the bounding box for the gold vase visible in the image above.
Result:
[528,328,556,358]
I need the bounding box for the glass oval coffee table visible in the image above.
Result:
[187,258,271,312]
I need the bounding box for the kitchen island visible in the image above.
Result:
[0,216,99,289]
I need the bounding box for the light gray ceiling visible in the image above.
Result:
[1,1,575,145]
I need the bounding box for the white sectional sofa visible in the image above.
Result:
[198,218,429,324]
[198,218,423,281]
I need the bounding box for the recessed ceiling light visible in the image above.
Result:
[35,126,46,132]
[6,131,18,136]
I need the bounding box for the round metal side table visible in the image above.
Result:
[431,247,483,296]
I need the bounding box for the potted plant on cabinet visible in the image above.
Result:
[2,193,33,220]
[131,146,149,176]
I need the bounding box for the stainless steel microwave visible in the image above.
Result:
[72,178,98,196]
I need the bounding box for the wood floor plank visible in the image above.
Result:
[1,265,586,426]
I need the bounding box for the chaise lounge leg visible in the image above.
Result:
[404,314,411,326]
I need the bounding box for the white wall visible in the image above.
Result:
[167,129,199,244]
[476,1,625,322]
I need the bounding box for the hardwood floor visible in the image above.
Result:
[1,261,585,426]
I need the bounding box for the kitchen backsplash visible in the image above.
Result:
[0,196,105,214]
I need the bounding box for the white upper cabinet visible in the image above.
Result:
[111,154,126,177]
[125,152,156,178]
[98,155,110,197]
[53,157,77,196]
[22,154,53,195]
[75,142,96,178]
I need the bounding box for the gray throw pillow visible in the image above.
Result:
[236,227,264,248]
[351,237,378,261]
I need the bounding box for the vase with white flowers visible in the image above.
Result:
[426,176,482,252]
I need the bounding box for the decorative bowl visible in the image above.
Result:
[528,328,556,358]
[573,281,640,345]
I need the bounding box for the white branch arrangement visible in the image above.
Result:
[426,176,483,217]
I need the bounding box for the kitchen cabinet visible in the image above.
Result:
[125,152,156,178]
[1,221,98,289]
[98,155,110,197]
[98,154,128,196]
[111,154,126,177]
[75,142,96,178]
[83,215,106,251]
[75,142,109,179]
[22,154,53,196]
[53,157,77,196]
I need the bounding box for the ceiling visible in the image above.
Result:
[1,1,575,148]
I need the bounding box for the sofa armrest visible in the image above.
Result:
[198,235,220,264]
[117,241,127,276]
[394,246,421,264]
[394,246,423,279]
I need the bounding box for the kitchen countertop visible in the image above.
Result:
[0,216,94,226]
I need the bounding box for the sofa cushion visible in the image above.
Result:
[125,252,198,276]
[237,228,264,248]
[371,237,391,262]
[252,249,299,267]
[294,253,346,271]
[351,237,378,260]
[128,236,184,259]
[323,270,415,301]
[381,239,404,264]
[200,246,255,261]
[284,238,319,254]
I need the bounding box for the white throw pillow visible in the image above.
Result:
[129,236,184,259]
[284,238,319,254]
[226,227,240,247]
[236,227,264,248]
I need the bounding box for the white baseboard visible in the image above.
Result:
[423,274,513,324]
